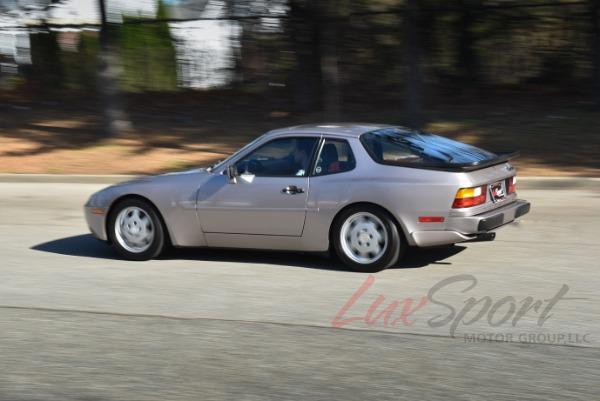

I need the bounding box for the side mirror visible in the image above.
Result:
[226,165,238,183]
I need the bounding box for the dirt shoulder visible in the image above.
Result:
[1,92,598,176]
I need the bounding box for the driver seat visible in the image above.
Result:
[320,143,340,173]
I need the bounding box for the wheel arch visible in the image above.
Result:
[106,194,172,246]
[328,201,409,247]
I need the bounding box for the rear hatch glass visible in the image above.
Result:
[360,127,509,171]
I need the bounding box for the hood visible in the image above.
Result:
[87,167,211,208]
[112,167,209,187]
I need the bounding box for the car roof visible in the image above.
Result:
[264,123,400,139]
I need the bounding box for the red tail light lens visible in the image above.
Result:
[506,176,517,194]
[452,185,487,208]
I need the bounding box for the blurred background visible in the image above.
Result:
[0,0,598,175]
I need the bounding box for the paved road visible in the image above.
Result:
[0,182,599,400]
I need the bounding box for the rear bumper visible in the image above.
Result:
[410,199,530,247]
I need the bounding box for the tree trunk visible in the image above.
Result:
[318,0,342,118]
[288,0,322,112]
[457,0,479,83]
[97,0,129,137]
[404,0,423,129]
[592,0,600,108]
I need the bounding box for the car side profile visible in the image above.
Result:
[85,123,530,272]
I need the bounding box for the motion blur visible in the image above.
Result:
[0,0,599,175]
[1,2,599,401]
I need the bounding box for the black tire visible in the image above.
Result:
[331,204,404,273]
[107,198,167,261]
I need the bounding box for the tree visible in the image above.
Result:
[318,0,342,118]
[117,0,178,92]
[592,0,600,108]
[98,0,129,137]
[28,31,63,94]
[404,0,423,128]
[288,0,323,112]
[456,0,481,83]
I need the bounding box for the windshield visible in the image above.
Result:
[360,128,497,167]
[207,134,265,172]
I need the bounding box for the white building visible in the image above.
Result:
[0,0,288,88]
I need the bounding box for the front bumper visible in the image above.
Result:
[84,206,108,241]
[410,199,530,247]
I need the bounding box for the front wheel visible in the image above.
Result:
[108,198,166,261]
[331,205,404,273]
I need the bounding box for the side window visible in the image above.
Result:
[235,137,319,177]
[314,139,356,176]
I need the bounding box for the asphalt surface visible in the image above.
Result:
[1,181,599,400]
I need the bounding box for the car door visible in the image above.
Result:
[196,136,320,236]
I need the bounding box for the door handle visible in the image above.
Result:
[281,185,304,195]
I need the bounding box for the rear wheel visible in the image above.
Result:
[108,198,166,261]
[332,205,404,272]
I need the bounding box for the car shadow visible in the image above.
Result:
[31,234,466,271]
[31,234,122,260]
[391,245,466,269]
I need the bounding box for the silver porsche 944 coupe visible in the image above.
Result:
[85,123,530,272]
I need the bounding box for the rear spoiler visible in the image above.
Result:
[438,151,520,172]
[385,151,520,172]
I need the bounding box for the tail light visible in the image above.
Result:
[506,176,517,194]
[452,185,487,208]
